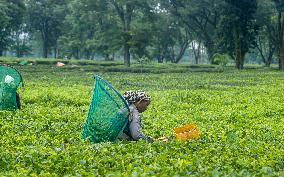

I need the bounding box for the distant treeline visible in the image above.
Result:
[0,0,284,69]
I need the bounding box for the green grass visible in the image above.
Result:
[1,59,284,176]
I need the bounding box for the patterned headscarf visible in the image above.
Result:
[123,90,150,104]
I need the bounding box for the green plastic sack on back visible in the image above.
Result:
[81,76,130,143]
[0,65,23,110]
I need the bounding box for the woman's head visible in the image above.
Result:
[123,90,151,113]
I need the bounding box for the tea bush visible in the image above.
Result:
[0,61,284,176]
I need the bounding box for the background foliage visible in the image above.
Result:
[1,0,284,69]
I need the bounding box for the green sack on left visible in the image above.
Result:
[0,65,23,110]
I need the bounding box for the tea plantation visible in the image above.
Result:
[1,61,284,176]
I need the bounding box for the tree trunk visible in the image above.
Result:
[156,47,164,63]
[105,54,110,61]
[123,4,133,67]
[257,47,267,66]
[85,50,92,60]
[157,56,164,63]
[266,56,272,67]
[112,52,115,61]
[43,40,48,58]
[234,28,245,70]
[76,48,80,59]
[279,35,284,69]
[204,41,215,64]
[41,26,49,58]
[112,2,133,66]
[196,43,201,64]
[73,48,80,59]
[54,41,58,58]
[256,34,276,67]
[91,52,95,60]
[124,44,131,67]
[174,41,189,63]
[278,12,284,70]
[235,33,244,70]
[54,47,57,59]
[170,46,175,63]
[192,41,201,64]
[256,36,267,65]
[0,49,3,57]
[15,40,20,58]
[279,43,284,69]
[266,46,275,67]
[236,54,245,69]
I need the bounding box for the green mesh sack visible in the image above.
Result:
[81,76,130,143]
[0,65,23,110]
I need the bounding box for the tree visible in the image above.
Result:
[167,0,222,63]
[59,0,124,60]
[191,40,202,64]
[218,0,258,69]
[255,0,277,67]
[141,2,189,63]
[58,0,96,59]
[10,24,32,57]
[0,1,10,56]
[149,12,178,63]
[0,0,25,56]
[272,0,284,69]
[91,0,122,60]
[108,0,155,66]
[59,0,156,63]
[27,0,67,58]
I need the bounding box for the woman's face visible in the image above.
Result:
[135,99,150,113]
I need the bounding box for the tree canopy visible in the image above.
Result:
[0,0,283,69]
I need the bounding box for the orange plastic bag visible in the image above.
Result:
[174,123,200,140]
